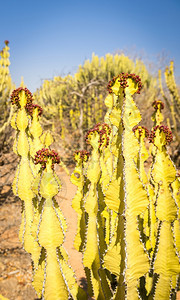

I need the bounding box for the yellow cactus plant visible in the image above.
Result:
[10,70,180,299]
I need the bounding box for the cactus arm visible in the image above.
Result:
[123,81,150,299]
[150,129,177,222]
[106,74,149,299]
[103,233,121,276]
[149,125,180,298]
[83,184,98,268]
[38,198,64,248]
[72,190,86,251]
[148,185,157,254]
[10,89,37,254]
[70,150,89,251]
[172,177,180,256]
[154,222,180,299]
[34,163,67,299]
[99,149,111,192]
[151,100,164,127]
[58,254,87,299]
[40,130,54,148]
[32,247,46,298]
[33,152,78,299]
[82,127,113,299]
[133,126,149,185]
[44,249,69,299]
[173,219,180,258]
[104,176,121,212]
[29,105,43,157]
[53,198,67,234]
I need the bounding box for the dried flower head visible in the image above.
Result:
[85,123,111,149]
[10,87,34,109]
[26,103,43,117]
[34,148,60,170]
[133,125,149,138]
[73,150,90,162]
[152,100,164,110]
[149,125,173,145]
[107,73,142,94]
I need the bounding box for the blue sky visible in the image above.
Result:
[0,0,180,92]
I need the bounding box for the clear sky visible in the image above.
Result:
[0,0,180,92]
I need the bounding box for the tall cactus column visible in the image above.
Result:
[105,74,150,300]
[123,75,149,300]
[11,88,36,253]
[33,148,84,299]
[82,124,112,299]
[149,125,180,299]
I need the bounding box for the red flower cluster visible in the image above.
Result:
[34,148,60,170]
[149,125,173,145]
[73,150,90,162]
[85,123,111,149]
[10,87,43,117]
[107,73,142,94]
[26,104,43,117]
[132,125,149,138]
[10,87,34,108]
[152,100,164,110]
